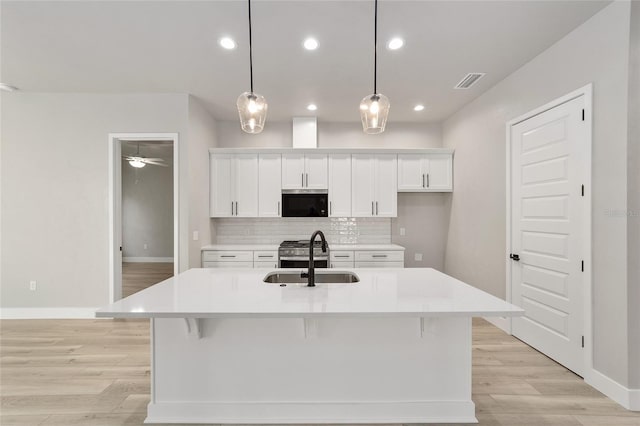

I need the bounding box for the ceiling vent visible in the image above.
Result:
[454,73,486,89]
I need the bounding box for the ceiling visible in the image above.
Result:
[1,0,609,123]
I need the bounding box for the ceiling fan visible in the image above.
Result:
[122,143,168,168]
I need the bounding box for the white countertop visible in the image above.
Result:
[201,244,405,251]
[96,268,523,319]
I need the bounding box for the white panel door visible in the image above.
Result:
[281,153,305,189]
[233,154,258,217]
[425,155,453,192]
[209,154,233,217]
[258,154,282,217]
[510,96,585,375]
[305,154,328,189]
[351,154,375,217]
[328,154,352,217]
[374,155,398,217]
[397,154,426,191]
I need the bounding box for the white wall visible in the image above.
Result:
[627,0,640,390]
[214,120,446,269]
[187,96,219,268]
[442,2,632,387]
[122,152,174,259]
[0,93,189,308]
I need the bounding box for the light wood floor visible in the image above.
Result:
[122,262,174,298]
[1,318,638,426]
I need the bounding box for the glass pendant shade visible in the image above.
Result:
[129,159,146,168]
[359,93,390,134]
[237,92,268,134]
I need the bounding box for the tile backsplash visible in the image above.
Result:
[214,218,391,245]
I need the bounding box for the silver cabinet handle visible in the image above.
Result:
[376,201,379,215]
[329,201,332,215]
[372,254,387,258]
[235,201,238,215]
[258,255,274,258]
[427,173,430,188]
[221,255,236,258]
[371,201,374,215]
[422,174,425,188]
[306,173,309,187]
[231,201,234,216]
[334,255,349,258]
[277,201,280,216]
[301,173,304,187]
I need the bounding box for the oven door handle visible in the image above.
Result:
[279,256,329,261]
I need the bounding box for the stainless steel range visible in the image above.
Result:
[278,240,330,269]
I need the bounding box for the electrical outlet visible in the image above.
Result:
[400,227,406,236]
[193,231,199,241]
[29,280,37,291]
[414,253,423,262]
[144,243,148,250]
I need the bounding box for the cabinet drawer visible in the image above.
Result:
[253,251,278,262]
[254,261,278,269]
[354,261,404,268]
[202,251,253,262]
[354,251,404,262]
[330,251,354,261]
[203,261,254,268]
[330,260,355,268]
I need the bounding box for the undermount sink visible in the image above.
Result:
[263,271,360,284]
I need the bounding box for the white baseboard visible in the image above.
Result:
[0,307,100,319]
[483,316,511,334]
[585,368,640,411]
[123,257,174,263]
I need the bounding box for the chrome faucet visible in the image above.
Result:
[301,230,327,287]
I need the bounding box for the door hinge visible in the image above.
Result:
[582,109,585,121]
[581,184,584,197]
[581,260,584,272]
[581,335,585,348]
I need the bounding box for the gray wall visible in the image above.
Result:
[122,150,174,259]
[442,2,632,386]
[214,120,447,269]
[0,93,189,308]
[187,96,219,268]
[627,0,640,390]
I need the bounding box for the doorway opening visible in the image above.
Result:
[109,133,179,302]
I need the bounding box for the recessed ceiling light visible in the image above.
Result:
[0,83,18,92]
[219,37,236,50]
[303,38,319,50]
[387,37,404,50]
[413,104,425,112]
[307,104,318,111]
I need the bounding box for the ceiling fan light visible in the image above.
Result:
[129,159,146,168]
[360,93,390,134]
[237,92,268,134]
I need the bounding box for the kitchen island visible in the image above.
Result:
[96,268,523,424]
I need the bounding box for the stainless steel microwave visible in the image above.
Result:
[281,190,328,217]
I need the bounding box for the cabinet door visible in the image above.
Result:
[258,154,282,217]
[328,154,351,217]
[209,154,234,217]
[397,154,426,191]
[305,154,328,189]
[330,261,355,268]
[374,155,398,217]
[351,154,375,217]
[425,155,453,192]
[234,154,259,217]
[281,153,305,189]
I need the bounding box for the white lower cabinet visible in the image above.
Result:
[203,261,254,268]
[254,261,279,268]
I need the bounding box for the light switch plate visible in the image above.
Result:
[29,280,37,291]
[414,253,423,262]
[400,227,406,236]
[193,231,199,241]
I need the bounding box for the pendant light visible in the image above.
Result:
[237,0,267,134]
[360,0,390,134]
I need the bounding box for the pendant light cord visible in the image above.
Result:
[248,0,254,93]
[373,0,378,95]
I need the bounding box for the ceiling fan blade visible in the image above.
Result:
[144,160,169,167]
[142,158,165,162]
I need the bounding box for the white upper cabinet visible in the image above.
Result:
[328,154,352,217]
[397,153,452,192]
[210,153,258,218]
[258,154,282,217]
[351,154,397,217]
[281,153,327,189]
